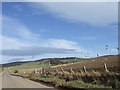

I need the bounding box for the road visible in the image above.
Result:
[1,70,55,89]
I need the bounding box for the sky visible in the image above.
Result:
[1,2,118,64]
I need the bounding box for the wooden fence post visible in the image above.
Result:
[104,63,108,72]
[61,68,64,73]
[70,68,74,73]
[83,66,87,73]
[35,69,37,73]
[49,61,51,65]
[41,71,42,74]
[43,69,46,76]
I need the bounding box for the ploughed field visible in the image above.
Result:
[45,55,119,73]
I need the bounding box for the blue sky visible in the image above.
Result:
[1,2,118,63]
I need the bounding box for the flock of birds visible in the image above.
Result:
[85,45,119,58]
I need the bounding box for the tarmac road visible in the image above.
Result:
[1,70,55,89]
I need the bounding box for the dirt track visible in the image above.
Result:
[1,70,55,89]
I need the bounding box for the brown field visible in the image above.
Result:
[45,54,119,72]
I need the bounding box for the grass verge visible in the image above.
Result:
[0,68,3,75]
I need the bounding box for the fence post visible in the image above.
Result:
[49,61,51,65]
[43,69,46,76]
[41,71,42,74]
[61,68,64,73]
[104,63,108,72]
[83,66,87,73]
[44,69,46,73]
[70,68,74,73]
[35,69,37,73]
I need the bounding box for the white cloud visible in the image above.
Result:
[30,2,118,26]
[1,35,31,50]
[2,16,40,41]
[1,16,41,50]
[2,46,76,56]
[43,39,84,52]
[1,37,85,63]
[0,35,34,63]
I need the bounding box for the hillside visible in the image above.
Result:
[46,54,119,73]
[7,54,119,71]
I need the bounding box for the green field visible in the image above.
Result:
[9,61,51,70]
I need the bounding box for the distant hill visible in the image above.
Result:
[1,61,30,67]
[1,54,119,68]
[1,57,77,67]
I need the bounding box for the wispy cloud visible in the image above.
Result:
[2,46,77,56]
[1,35,31,50]
[29,2,118,27]
[12,4,23,12]
[43,39,82,49]
[2,16,40,41]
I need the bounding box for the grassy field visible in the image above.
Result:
[9,61,51,70]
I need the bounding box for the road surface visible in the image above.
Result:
[1,70,55,89]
